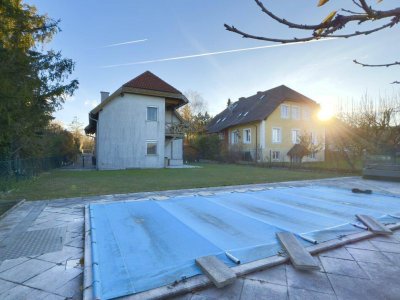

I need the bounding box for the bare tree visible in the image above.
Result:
[224,0,400,83]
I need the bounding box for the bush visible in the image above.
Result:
[192,134,221,160]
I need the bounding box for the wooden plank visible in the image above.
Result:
[195,256,236,288]
[276,232,320,271]
[356,214,393,235]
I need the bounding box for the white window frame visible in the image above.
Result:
[272,151,280,161]
[243,128,251,144]
[291,105,300,120]
[308,151,317,159]
[231,130,239,145]
[311,131,317,145]
[272,127,282,144]
[280,104,290,119]
[146,106,158,122]
[146,140,158,155]
[291,129,300,144]
[303,107,311,120]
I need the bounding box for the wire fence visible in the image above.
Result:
[0,156,65,192]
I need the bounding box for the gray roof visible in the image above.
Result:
[207,85,319,133]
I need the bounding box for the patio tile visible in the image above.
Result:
[286,265,334,295]
[288,287,336,300]
[370,234,400,244]
[345,240,377,251]
[382,252,400,267]
[369,240,400,254]
[191,278,244,300]
[0,259,54,283]
[358,261,400,280]
[328,273,400,300]
[240,279,288,299]
[54,273,83,299]
[35,245,83,264]
[0,284,54,300]
[244,264,286,286]
[346,247,393,264]
[0,257,29,273]
[319,256,369,279]
[319,247,353,260]
[0,278,16,294]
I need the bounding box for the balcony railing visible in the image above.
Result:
[165,122,186,137]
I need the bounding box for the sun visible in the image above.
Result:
[318,107,334,121]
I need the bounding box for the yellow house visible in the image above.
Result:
[207,85,325,162]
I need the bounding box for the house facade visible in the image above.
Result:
[85,71,188,169]
[207,85,325,163]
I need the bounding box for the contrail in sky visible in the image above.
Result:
[102,38,148,48]
[101,38,336,68]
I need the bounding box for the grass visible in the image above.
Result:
[1,163,345,201]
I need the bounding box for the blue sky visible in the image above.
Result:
[29,0,399,127]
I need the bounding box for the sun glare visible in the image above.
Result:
[318,107,334,121]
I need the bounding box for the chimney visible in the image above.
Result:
[100,91,110,102]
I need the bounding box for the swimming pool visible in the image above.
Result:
[88,186,400,299]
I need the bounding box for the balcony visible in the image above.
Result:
[165,122,186,138]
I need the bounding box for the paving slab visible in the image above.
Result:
[382,252,400,267]
[0,258,55,283]
[346,247,393,264]
[319,247,353,260]
[358,260,400,280]
[191,278,244,300]
[288,287,337,300]
[24,264,82,295]
[285,265,335,295]
[35,245,83,264]
[244,264,286,286]
[344,240,377,251]
[240,279,288,299]
[319,256,369,279]
[369,240,400,253]
[0,278,16,294]
[0,283,55,300]
[0,257,29,273]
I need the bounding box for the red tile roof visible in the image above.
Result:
[123,71,182,95]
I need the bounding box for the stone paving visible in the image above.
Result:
[0,176,399,300]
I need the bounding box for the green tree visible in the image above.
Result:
[0,0,78,160]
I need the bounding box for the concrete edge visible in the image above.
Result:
[83,205,93,300]
[0,199,26,221]
[121,223,400,300]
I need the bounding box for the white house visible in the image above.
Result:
[84,71,188,169]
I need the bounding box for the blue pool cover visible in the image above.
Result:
[89,186,400,299]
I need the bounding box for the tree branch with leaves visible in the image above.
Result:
[224,0,400,83]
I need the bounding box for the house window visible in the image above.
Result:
[231,131,239,144]
[308,151,317,159]
[281,105,290,119]
[272,128,281,143]
[311,131,317,145]
[243,128,251,144]
[147,106,158,121]
[146,141,157,155]
[292,106,300,120]
[303,107,311,120]
[218,132,225,140]
[291,129,300,144]
[272,151,280,160]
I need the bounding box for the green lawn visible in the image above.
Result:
[1,163,345,201]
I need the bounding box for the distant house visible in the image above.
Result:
[85,71,188,169]
[207,85,325,162]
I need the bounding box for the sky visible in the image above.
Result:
[29,0,400,127]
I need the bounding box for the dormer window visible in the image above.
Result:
[238,113,242,118]
[222,117,226,122]
[259,94,265,100]
[243,111,249,117]
[216,118,221,123]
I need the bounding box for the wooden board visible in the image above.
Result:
[276,232,320,271]
[195,255,236,288]
[356,214,393,235]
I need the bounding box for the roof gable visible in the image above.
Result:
[207,85,318,133]
[123,71,182,94]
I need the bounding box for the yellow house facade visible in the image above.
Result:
[207,85,325,162]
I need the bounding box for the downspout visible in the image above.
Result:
[89,114,98,169]
[252,123,258,163]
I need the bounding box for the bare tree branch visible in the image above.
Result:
[353,60,400,67]
[224,0,400,83]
